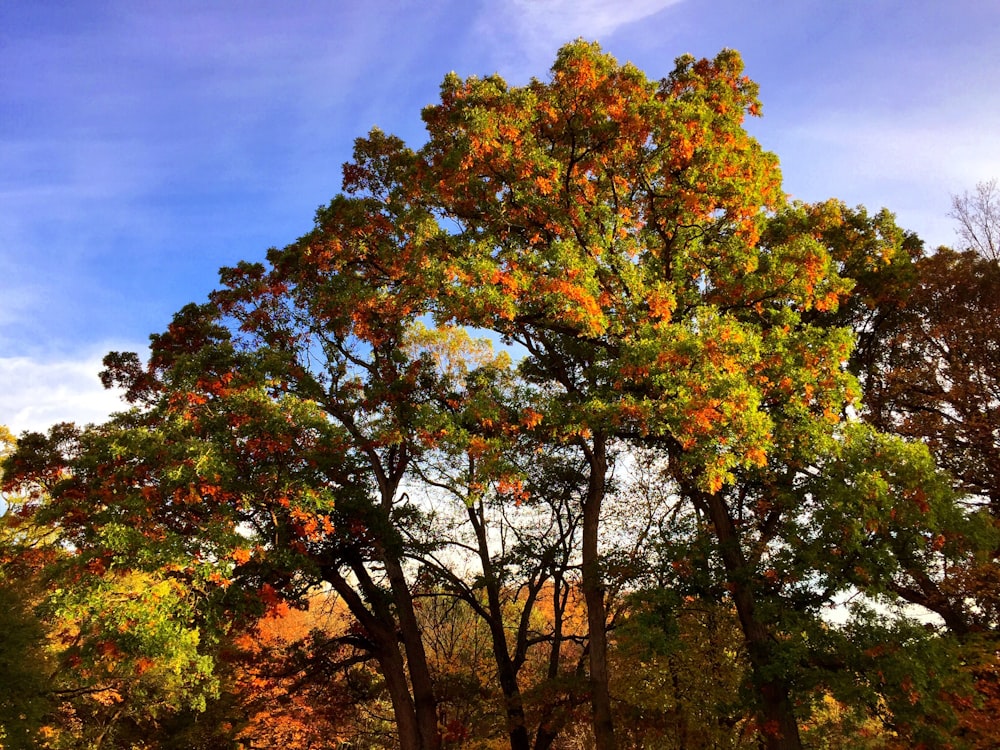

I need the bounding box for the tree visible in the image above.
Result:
[408,42,872,750]
[4,41,984,750]
[99,297,445,750]
[835,201,1000,634]
[861,247,1000,515]
[950,179,1000,261]
[413,431,594,750]
[612,595,754,750]
[0,426,57,750]
[226,592,386,750]
[1,424,226,750]
[833,205,1000,746]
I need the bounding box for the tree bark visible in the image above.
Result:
[581,433,617,750]
[373,451,442,750]
[383,554,442,750]
[326,566,423,750]
[698,488,803,750]
[467,502,531,750]
[377,634,424,750]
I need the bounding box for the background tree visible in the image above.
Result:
[1,424,227,750]
[861,247,1000,515]
[412,436,592,750]
[950,178,1000,261]
[0,426,58,750]
[830,186,1000,748]
[228,592,387,750]
[612,595,754,750]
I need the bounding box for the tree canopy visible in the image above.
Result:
[3,41,999,750]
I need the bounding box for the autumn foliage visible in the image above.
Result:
[3,41,1000,750]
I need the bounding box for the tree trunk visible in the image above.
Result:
[467,503,532,750]
[699,489,803,750]
[491,627,531,750]
[533,724,560,750]
[384,552,442,750]
[581,434,617,750]
[377,635,424,750]
[326,566,423,750]
[376,460,442,750]
[531,573,573,750]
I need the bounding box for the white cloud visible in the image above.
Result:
[509,0,684,41]
[759,106,1000,250]
[477,0,686,76]
[0,350,137,435]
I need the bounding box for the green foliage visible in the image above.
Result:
[3,43,998,750]
[614,594,753,749]
[48,569,219,713]
[0,581,54,749]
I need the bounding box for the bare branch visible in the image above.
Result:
[950,178,1000,260]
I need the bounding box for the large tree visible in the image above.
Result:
[406,43,858,750]
[4,41,986,750]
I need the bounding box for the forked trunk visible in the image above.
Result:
[326,567,424,750]
[384,554,442,750]
[378,640,423,750]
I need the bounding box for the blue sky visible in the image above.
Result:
[3,0,1000,432]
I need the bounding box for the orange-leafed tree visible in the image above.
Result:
[408,43,984,749]
[3,290,440,750]
[227,592,390,750]
[408,41,854,750]
[4,41,988,750]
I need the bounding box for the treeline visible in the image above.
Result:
[2,41,999,750]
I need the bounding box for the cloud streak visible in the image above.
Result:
[0,350,132,435]
[476,0,686,77]
[509,0,684,40]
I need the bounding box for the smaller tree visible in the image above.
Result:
[2,425,225,750]
[950,179,1000,261]
[612,595,754,750]
[0,426,57,750]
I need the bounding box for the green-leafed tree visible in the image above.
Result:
[4,42,991,750]
[829,197,1000,747]
[0,426,57,750]
[406,43,883,750]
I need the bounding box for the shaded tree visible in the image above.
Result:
[862,247,1000,515]
[0,426,57,750]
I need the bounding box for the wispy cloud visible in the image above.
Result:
[475,0,686,77]
[510,0,684,40]
[0,349,136,435]
[766,103,1000,250]
[1,2,392,355]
